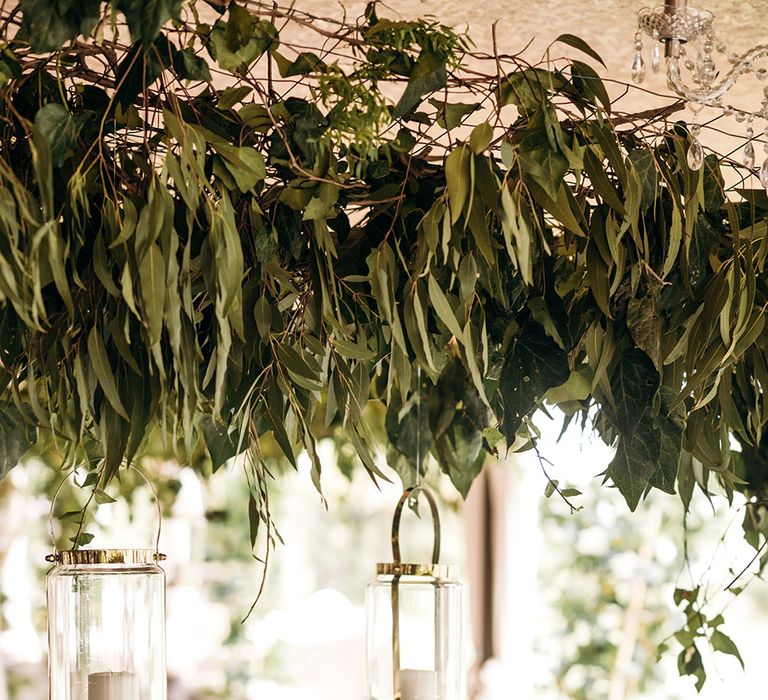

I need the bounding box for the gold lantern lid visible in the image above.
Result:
[376,485,456,580]
[47,549,166,565]
[45,466,166,566]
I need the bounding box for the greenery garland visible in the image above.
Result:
[1,0,768,685]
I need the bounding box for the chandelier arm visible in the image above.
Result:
[666,45,768,106]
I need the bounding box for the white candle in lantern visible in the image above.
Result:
[88,671,137,699]
[399,668,438,699]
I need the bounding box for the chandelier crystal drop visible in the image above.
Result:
[687,136,704,171]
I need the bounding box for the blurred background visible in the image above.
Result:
[1,410,767,699]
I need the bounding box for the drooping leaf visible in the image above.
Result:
[497,323,569,443]
[0,404,34,481]
[115,0,181,45]
[394,48,447,118]
[555,33,606,68]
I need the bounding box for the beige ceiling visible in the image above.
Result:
[302,1,768,162]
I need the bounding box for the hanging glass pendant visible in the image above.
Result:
[365,486,464,700]
[651,43,661,73]
[687,138,704,171]
[760,157,768,192]
[744,127,756,169]
[631,53,646,84]
[744,142,756,170]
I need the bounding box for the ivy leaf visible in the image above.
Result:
[173,47,212,82]
[710,629,744,669]
[627,148,658,213]
[627,292,661,370]
[69,532,95,547]
[516,111,570,200]
[393,48,447,119]
[0,404,34,482]
[94,489,117,505]
[607,433,660,512]
[678,645,706,692]
[113,34,174,109]
[203,416,240,472]
[435,421,485,498]
[115,0,181,45]
[649,386,684,494]
[207,5,278,72]
[34,104,80,168]
[277,51,327,77]
[429,99,480,130]
[497,323,569,443]
[498,68,567,116]
[604,349,669,510]
[19,0,101,53]
[0,49,22,85]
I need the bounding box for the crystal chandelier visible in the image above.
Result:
[633,0,768,183]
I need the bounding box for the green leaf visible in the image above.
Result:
[115,0,181,45]
[497,324,569,443]
[173,47,212,82]
[627,293,661,369]
[427,274,463,338]
[394,48,447,119]
[278,51,327,77]
[649,387,684,495]
[429,99,480,130]
[678,644,706,692]
[34,104,80,168]
[603,349,680,510]
[545,369,591,404]
[69,532,95,547]
[254,295,272,338]
[555,33,606,67]
[94,489,117,505]
[203,416,240,472]
[87,327,130,421]
[0,48,22,85]
[248,494,259,548]
[710,630,744,669]
[469,123,493,155]
[58,510,86,522]
[445,145,470,225]
[570,60,610,112]
[0,404,34,482]
[138,243,167,348]
[498,68,567,115]
[217,85,252,110]
[518,146,569,201]
[207,5,278,72]
[19,0,101,52]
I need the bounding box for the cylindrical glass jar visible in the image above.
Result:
[47,549,167,700]
[366,565,464,700]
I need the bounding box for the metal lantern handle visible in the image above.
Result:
[46,465,164,562]
[391,484,442,565]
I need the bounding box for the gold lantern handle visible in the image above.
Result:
[45,465,165,564]
[391,484,441,566]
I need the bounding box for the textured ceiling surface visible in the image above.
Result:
[305,1,767,155]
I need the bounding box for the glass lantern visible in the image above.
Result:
[46,471,167,699]
[366,486,464,700]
